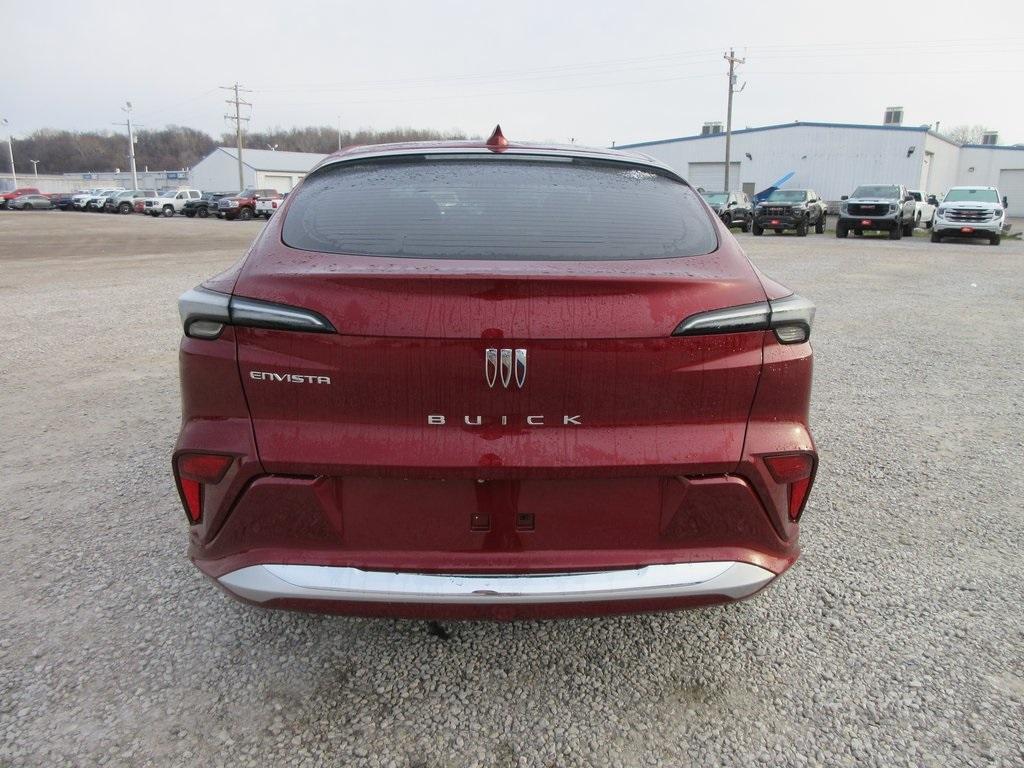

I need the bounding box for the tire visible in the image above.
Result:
[224,212,237,221]
[162,205,174,217]
[796,219,808,237]
[814,212,826,234]
[752,222,763,236]
[854,229,863,237]
[238,206,254,221]
[930,231,941,243]
[925,219,933,229]
[889,222,902,240]
[184,210,195,218]
[990,234,1001,246]
[197,207,209,218]
[119,202,132,214]
[721,214,732,230]
[836,224,848,238]
[741,218,750,233]
[903,219,915,237]
[150,211,160,218]
[774,229,783,234]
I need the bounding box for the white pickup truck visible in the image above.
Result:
[143,188,203,217]
[255,193,287,218]
[908,190,935,229]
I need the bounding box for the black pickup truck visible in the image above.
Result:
[182,192,229,218]
[752,189,827,236]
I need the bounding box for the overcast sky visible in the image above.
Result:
[4,0,1023,147]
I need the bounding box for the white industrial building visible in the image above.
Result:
[617,121,1024,216]
[188,147,327,194]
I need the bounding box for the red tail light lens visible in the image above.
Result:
[764,453,816,522]
[175,453,232,523]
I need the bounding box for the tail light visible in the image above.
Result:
[763,452,816,522]
[178,286,335,339]
[672,293,815,344]
[175,453,233,523]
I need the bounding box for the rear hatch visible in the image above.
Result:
[231,152,767,478]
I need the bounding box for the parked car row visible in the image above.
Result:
[1,186,287,221]
[700,184,1009,245]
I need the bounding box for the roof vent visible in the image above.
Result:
[701,122,724,136]
[981,131,999,145]
[883,107,903,126]
[486,124,509,151]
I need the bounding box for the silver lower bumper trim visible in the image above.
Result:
[218,561,775,605]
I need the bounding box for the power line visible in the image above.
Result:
[221,83,252,190]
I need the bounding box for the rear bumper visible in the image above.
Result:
[217,560,776,617]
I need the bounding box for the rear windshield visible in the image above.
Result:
[281,156,717,261]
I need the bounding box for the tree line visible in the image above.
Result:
[9,125,470,175]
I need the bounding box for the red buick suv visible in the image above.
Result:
[174,129,817,620]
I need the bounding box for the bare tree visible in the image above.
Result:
[945,124,988,145]
[13,125,470,174]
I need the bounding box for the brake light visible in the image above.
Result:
[763,453,816,522]
[175,453,232,523]
[672,293,815,344]
[178,286,336,339]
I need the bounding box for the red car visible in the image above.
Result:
[1,187,40,209]
[174,129,817,620]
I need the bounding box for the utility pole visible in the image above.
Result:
[1,118,16,188]
[123,102,138,190]
[221,83,251,190]
[337,116,342,152]
[113,105,143,190]
[723,48,746,192]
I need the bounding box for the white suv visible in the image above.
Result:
[931,186,1007,246]
[144,188,203,217]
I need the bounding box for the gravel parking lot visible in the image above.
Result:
[1,211,1022,767]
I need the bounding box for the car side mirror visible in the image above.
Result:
[841,195,849,201]
[1003,196,1008,209]
[927,195,938,206]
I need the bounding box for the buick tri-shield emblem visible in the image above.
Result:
[485,348,527,389]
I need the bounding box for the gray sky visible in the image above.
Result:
[4,0,1024,146]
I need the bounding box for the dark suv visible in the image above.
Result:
[753,189,827,236]
[836,184,917,239]
[183,193,229,218]
[701,190,753,232]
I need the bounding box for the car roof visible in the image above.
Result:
[311,137,680,179]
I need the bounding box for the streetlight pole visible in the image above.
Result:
[1,118,16,188]
[122,101,139,191]
[30,159,39,182]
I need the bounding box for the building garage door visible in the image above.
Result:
[687,162,741,192]
[262,174,294,193]
[998,169,1024,217]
